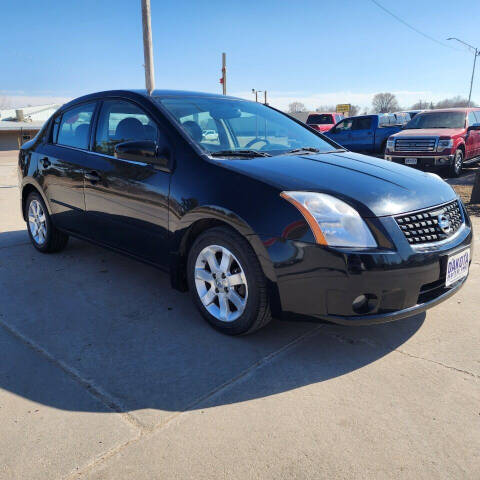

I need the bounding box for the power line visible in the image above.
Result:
[369,0,464,52]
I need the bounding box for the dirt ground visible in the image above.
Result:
[446,164,480,216]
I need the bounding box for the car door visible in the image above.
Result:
[470,111,480,158]
[349,117,374,152]
[35,102,97,235]
[327,118,354,149]
[465,111,479,160]
[82,98,171,266]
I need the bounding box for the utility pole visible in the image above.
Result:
[221,53,227,95]
[141,0,155,95]
[447,37,479,107]
[264,90,268,105]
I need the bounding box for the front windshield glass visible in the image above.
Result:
[405,111,466,129]
[155,96,339,156]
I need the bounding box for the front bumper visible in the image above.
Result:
[385,154,454,168]
[262,209,473,326]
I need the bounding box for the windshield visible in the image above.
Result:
[405,111,466,129]
[155,96,339,156]
[307,114,334,124]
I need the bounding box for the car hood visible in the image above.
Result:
[393,128,465,137]
[215,151,457,217]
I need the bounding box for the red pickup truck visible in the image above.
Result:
[385,107,480,177]
[306,112,344,132]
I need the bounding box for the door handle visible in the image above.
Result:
[85,171,101,182]
[40,157,51,168]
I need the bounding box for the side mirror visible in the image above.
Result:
[114,140,171,169]
[468,123,480,131]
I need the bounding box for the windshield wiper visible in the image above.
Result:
[210,149,272,158]
[286,147,321,154]
[286,147,346,155]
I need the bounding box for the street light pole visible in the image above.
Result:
[447,37,479,107]
[468,48,478,107]
[141,0,155,95]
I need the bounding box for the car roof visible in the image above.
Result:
[421,107,479,113]
[60,89,245,111]
[307,112,338,115]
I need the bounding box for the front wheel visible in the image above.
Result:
[187,227,271,335]
[448,149,463,177]
[25,192,69,253]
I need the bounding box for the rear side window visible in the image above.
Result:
[56,103,96,149]
[474,111,480,123]
[94,99,158,156]
[353,117,372,130]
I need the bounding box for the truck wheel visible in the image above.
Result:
[448,149,463,178]
[381,141,388,158]
[187,226,272,335]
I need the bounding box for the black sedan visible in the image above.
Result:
[18,90,472,335]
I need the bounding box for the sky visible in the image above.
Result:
[2,0,479,111]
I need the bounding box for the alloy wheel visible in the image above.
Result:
[28,199,47,245]
[454,150,463,175]
[194,244,248,322]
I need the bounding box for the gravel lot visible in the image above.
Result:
[0,150,479,479]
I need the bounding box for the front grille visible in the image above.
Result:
[395,200,463,245]
[395,138,436,152]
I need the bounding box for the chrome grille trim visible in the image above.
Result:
[394,137,438,152]
[394,200,464,246]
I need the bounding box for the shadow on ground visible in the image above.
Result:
[0,230,424,417]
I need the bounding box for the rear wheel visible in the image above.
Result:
[187,226,271,335]
[25,192,69,253]
[448,149,463,177]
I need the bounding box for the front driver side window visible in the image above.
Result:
[56,103,96,150]
[94,100,158,156]
[335,118,354,131]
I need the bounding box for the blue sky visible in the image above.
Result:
[2,0,479,110]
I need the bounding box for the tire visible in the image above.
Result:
[448,149,464,178]
[25,192,69,253]
[187,226,271,335]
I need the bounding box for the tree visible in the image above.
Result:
[371,92,400,113]
[349,104,361,116]
[288,102,307,113]
[315,104,336,113]
[410,100,430,110]
[434,96,477,109]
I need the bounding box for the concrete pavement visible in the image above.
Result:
[0,151,478,479]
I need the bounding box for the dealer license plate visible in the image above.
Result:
[445,249,470,287]
[405,158,417,165]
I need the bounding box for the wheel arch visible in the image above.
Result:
[21,180,51,221]
[169,206,281,317]
[457,142,465,154]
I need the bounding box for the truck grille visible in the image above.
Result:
[395,138,436,152]
[395,200,463,245]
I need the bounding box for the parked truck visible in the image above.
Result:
[324,114,405,155]
[306,112,344,132]
[385,108,480,177]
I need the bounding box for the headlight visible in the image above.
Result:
[437,139,453,152]
[386,138,395,151]
[280,191,377,247]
